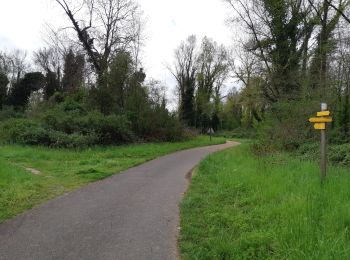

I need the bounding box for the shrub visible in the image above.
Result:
[46,130,98,148]
[0,92,187,147]
[255,100,318,151]
[86,112,134,144]
[215,128,256,139]
[0,118,45,144]
[156,118,185,142]
[41,108,84,134]
[0,106,24,122]
[329,144,350,167]
[0,108,135,147]
[298,142,350,167]
[297,142,319,161]
[126,105,185,142]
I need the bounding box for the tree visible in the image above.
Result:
[308,0,349,98]
[0,73,9,108]
[146,79,167,109]
[220,88,243,130]
[62,49,85,93]
[108,52,134,109]
[233,49,266,128]
[226,0,315,102]
[0,51,12,77]
[196,37,230,129]
[34,48,62,99]
[0,49,28,84]
[34,48,61,75]
[324,0,350,23]
[45,71,61,100]
[54,0,143,86]
[125,68,148,133]
[8,72,45,108]
[171,35,198,126]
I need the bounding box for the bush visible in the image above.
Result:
[329,144,350,167]
[0,109,135,147]
[0,106,24,122]
[46,130,98,148]
[0,118,93,147]
[126,105,185,142]
[41,108,84,134]
[147,114,185,142]
[40,101,135,145]
[0,91,187,147]
[0,118,45,144]
[86,112,134,144]
[297,142,319,160]
[215,128,256,139]
[255,100,318,151]
[297,142,350,167]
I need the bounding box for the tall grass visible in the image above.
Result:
[180,143,350,259]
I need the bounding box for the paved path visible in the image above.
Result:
[0,141,238,260]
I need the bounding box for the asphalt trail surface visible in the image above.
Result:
[0,141,238,260]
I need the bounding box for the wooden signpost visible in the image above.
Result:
[308,103,333,182]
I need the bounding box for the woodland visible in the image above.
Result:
[0,0,350,165]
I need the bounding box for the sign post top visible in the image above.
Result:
[207,128,215,134]
[321,103,328,111]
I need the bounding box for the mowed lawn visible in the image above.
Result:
[0,136,225,223]
[180,143,350,259]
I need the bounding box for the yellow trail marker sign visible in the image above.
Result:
[317,111,330,117]
[309,117,333,123]
[314,123,326,130]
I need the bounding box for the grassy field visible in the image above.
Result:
[180,143,350,259]
[0,136,225,223]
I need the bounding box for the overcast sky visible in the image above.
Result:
[0,0,234,103]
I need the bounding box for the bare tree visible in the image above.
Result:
[325,0,350,23]
[170,35,198,126]
[234,49,260,88]
[54,0,143,85]
[34,48,62,74]
[0,49,28,84]
[146,79,166,108]
[195,37,230,129]
[130,11,146,71]
[196,37,230,101]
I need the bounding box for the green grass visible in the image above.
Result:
[180,143,350,259]
[0,136,225,223]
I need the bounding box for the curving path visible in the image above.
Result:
[0,141,238,260]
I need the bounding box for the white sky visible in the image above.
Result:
[0,0,235,104]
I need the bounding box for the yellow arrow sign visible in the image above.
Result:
[314,123,326,130]
[317,111,331,117]
[309,117,333,123]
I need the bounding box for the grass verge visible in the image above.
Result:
[0,136,225,223]
[180,143,350,259]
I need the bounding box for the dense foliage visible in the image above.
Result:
[0,85,184,147]
[212,0,350,164]
[0,49,185,147]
